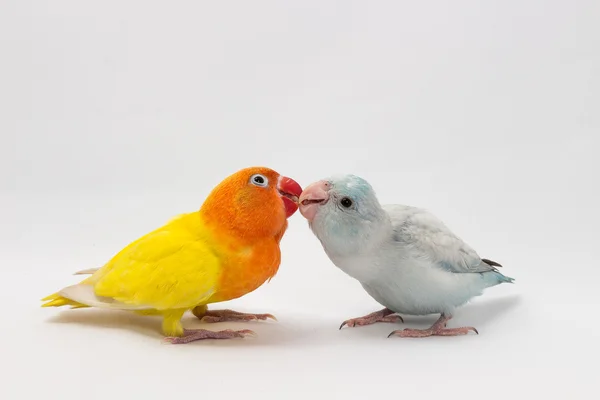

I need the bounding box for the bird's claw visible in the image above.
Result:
[163,336,185,344]
[236,329,258,338]
[263,313,277,321]
[339,313,404,330]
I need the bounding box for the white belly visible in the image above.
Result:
[344,256,487,316]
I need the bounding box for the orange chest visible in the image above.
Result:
[211,239,281,302]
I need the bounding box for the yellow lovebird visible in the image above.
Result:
[42,167,302,344]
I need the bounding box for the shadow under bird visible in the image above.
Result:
[42,167,302,344]
[298,175,514,338]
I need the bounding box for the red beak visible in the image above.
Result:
[277,176,302,218]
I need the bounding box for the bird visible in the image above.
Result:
[42,166,302,344]
[298,174,514,338]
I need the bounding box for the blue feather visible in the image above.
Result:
[482,271,515,287]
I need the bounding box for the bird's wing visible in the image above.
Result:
[62,225,220,311]
[385,205,501,274]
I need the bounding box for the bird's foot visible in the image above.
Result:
[164,328,256,344]
[388,326,478,338]
[197,308,277,323]
[387,314,478,338]
[340,308,403,329]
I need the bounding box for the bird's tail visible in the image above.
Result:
[41,268,100,309]
[483,270,515,287]
[41,291,89,309]
[41,289,159,315]
[42,282,151,311]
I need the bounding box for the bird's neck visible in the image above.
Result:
[316,212,392,258]
[199,198,284,242]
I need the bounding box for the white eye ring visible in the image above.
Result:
[249,174,269,187]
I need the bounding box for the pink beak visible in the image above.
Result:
[298,180,330,221]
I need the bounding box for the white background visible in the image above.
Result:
[1,1,598,399]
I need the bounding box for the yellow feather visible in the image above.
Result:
[42,212,221,336]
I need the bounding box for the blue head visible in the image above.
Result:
[299,175,389,256]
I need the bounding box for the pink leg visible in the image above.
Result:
[164,328,256,344]
[340,308,404,330]
[195,308,277,323]
[388,314,478,338]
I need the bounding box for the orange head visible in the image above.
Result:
[199,167,303,239]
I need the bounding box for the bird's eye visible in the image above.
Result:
[250,174,268,187]
[340,197,353,208]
